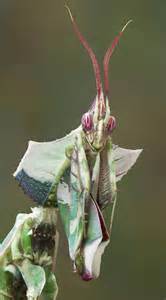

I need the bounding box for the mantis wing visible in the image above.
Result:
[13,127,81,205]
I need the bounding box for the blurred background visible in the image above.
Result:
[0,0,165,299]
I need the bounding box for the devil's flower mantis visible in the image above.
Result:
[13,7,142,282]
[0,207,59,299]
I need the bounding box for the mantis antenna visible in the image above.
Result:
[65,5,102,97]
[103,20,132,96]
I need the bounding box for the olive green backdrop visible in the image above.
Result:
[0,0,165,299]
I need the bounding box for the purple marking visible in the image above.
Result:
[81,112,93,131]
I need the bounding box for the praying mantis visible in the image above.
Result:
[11,5,142,287]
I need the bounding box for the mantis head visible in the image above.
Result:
[66,6,131,151]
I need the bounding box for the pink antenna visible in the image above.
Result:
[103,20,132,96]
[65,5,102,97]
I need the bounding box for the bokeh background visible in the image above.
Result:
[0,0,165,299]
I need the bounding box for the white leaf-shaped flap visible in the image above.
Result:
[113,145,142,182]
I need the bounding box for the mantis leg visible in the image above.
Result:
[68,133,90,261]
[107,151,117,234]
[98,141,117,232]
[16,258,46,300]
[41,269,58,300]
[0,264,27,300]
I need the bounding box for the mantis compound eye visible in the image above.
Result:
[81,112,93,131]
[107,116,116,134]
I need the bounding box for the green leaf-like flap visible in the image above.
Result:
[42,269,58,300]
[0,213,31,263]
[0,267,13,299]
[17,259,46,299]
